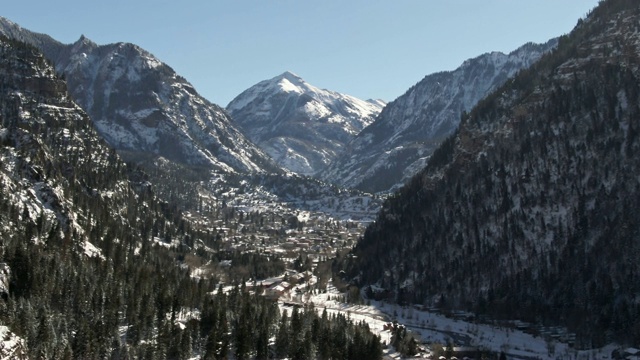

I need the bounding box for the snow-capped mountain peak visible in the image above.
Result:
[227,71,385,175]
[275,71,306,92]
[278,70,301,79]
[73,34,97,49]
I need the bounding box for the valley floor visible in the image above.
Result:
[280,282,619,360]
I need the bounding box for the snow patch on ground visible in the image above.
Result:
[279,77,305,94]
[83,241,105,259]
[0,326,27,359]
[281,282,619,360]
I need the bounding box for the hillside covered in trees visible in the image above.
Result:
[347,0,640,348]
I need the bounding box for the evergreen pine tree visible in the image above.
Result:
[275,310,289,358]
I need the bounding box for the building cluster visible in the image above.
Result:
[185,202,366,260]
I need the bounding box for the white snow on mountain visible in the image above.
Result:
[322,39,558,193]
[58,37,277,173]
[0,19,279,174]
[227,71,385,175]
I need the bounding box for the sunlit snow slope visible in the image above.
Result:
[228,71,385,175]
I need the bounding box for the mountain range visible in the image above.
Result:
[0,16,392,225]
[227,71,384,175]
[0,16,558,197]
[0,0,640,358]
[322,39,558,193]
[0,17,278,175]
[3,0,640,351]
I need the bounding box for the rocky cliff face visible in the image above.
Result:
[348,0,640,346]
[323,40,557,193]
[0,34,130,240]
[227,71,384,175]
[0,17,279,174]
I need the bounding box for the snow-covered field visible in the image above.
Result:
[280,282,617,360]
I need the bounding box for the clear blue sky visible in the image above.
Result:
[3,0,600,106]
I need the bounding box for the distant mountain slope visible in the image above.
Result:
[323,40,557,193]
[0,17,279,174]
[227,71,384,175]
[348,0,640,346]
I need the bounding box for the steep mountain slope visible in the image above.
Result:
[0,33,200,357]
[348,0,640,346]
[227,71,384,175]
[323,40,557,193]
[0,17,278,174]
[0,34,137,253]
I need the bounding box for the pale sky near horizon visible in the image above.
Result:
[3,1,601,106]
